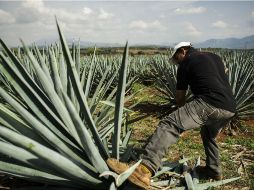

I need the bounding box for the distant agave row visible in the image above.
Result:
[80,49,254,120]
[81,54,156,87]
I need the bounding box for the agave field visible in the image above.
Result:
[0,20,253,189]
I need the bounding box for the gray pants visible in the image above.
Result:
[141,98,235,175]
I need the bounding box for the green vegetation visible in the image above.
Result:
[225,137,254,149]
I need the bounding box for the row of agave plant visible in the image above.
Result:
[0,19,252,189]
[80,48,254,120]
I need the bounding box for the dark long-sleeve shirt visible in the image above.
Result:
[176,48,236,113]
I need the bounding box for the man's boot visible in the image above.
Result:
[106,158,152,189]
[195,166,223,181]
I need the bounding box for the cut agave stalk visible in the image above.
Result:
[192,156,200,185]
[182,159,195,190]
[153,157,193,178]
[195,177,241,190]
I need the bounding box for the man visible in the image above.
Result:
[107,42,236,189]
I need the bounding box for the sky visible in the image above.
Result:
[0,0,254,46]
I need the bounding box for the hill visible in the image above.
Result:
[194,35,254,49]
[32,35,254,49]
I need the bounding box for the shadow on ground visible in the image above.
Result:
[132,101,176,119]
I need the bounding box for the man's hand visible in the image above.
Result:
[176,90,186,107]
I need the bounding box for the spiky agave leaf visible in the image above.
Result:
[0,126,101,185]
[112,42,129,160]
[56,18,109,160]
[0,47,80,150]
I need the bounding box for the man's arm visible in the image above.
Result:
[176,90,186,107]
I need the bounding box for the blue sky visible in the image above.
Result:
[0,0,254,46]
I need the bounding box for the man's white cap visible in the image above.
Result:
[171,41,192,58]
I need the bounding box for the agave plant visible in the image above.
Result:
[152,55,193,107]
[128,55,156,85]
[222,50,254,119]
[0,19,136,189]
[152,56,178,102]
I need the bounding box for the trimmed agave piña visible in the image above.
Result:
[0,19,136,189]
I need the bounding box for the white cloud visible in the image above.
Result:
[16,0,91,24]
[83,7,93,15]
[174,7,206,15]
[98,8,114,19]
[160,14,166,19]
[150,20,164,29]
[1,1,252,47]
[22,0,44,9]
[0,9,15,24]
[183,22,202,36]
[129,20,148,29]
[129,20,165,30]
[212,20,228,28]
